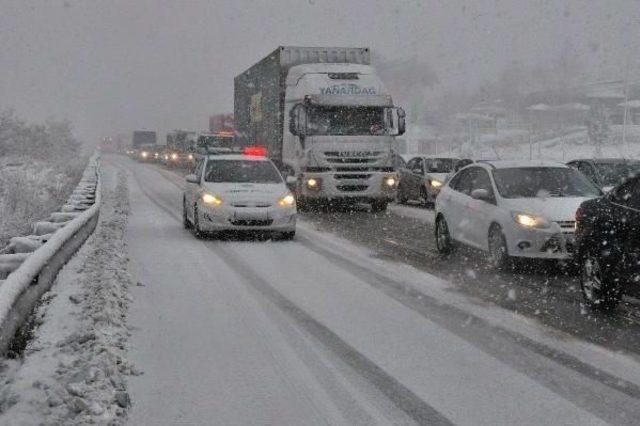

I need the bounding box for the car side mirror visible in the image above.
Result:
[285,175,297,186]
[471,188,491,201]
[186,174,200,184]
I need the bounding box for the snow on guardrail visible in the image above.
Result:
[0,154,101,355]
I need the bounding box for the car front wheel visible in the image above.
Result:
[488,225,511,270]
[183,198,191,229]
[192,204,204,239]
[580,252,621,310]
[435,215,455,254]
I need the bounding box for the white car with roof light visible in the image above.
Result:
[434,160,602,269]
[183,152,296,239]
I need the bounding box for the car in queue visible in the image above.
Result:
[397,156,469,205]
[137,144,161,163]
[575,174,640,310]
[183,149,296,239]
[567,158,640,192]
[435,161,602,269]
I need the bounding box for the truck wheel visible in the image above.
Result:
[580,251,621,311]
[279,231,295,241]
[371,200,388,213]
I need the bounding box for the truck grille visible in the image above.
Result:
[334,174,371,180]
[323,151,383,165]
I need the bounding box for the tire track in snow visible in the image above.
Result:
[121,158,453,426]
[295,232,640,424]
[123,156,640,424]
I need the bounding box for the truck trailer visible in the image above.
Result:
[234,46,405,212]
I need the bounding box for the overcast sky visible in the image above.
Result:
[1,0,638,144]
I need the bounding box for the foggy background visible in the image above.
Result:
[1,0,638,146]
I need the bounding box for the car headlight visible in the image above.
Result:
[430,179,443,188]
[278,193,295,207]
[171,153,178,160]
[188,154,194,160]
[512,212,550,229]
[384,176,397,187]
[141,151,148,158]
[202,193,222,206]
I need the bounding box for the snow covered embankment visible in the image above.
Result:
[0,169,134,425]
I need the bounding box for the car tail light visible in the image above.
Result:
[575,206,587,222]
[243,146,267,156]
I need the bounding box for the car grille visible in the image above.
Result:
[230,219,273,226]
[230,203,271,208]
[334,174,371,180]
[336,185,368,192]
[555,221,576,236]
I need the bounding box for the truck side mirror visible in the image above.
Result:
[289,104,307,136]
[397,108,406,136]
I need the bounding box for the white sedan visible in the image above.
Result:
[183,154,296,239]
[434,160,602,269]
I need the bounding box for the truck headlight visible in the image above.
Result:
[306,178,321,190]
[278,194,295,207]
[512,212,550,229]
[430,180,443,188]
[202,193,222,206]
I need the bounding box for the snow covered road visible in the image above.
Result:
[111,156,640,425]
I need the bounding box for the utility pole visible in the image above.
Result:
[622,58,630,157]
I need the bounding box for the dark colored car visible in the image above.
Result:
[397,157,472,205]
[567,158,640,192]
[575,174,640,310]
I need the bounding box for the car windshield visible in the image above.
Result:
[493,167,601,198]
[425,158,455,173]
[197,136,235,150]
[204,159,282,183]
[306,106,388,136]
[595,161,640,186]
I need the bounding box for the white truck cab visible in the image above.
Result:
[234,46,405,213]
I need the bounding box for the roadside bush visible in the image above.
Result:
[0,109,86,247]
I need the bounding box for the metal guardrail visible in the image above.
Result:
[0,155,101,355]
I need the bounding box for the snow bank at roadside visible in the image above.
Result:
[0,169,133,425]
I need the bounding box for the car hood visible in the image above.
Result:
[500,196,594,221]
[202,182,288,204]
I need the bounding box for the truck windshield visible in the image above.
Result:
[204,160,283,184]
[306,106,388,136]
